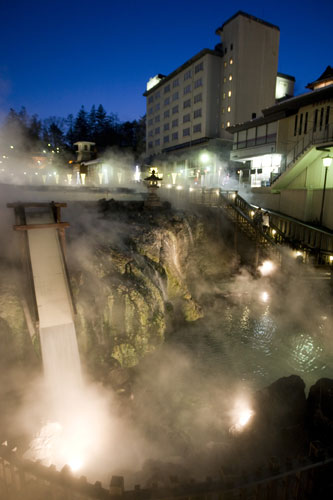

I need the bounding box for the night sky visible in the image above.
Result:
[1,0,332,123]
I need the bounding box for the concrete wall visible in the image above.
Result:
[251,187,333,229]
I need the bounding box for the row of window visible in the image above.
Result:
[148,85,202,114]
[147,65,204,104]
[223,57,234,67]
[294,106,330,136]
[147,95,203,123]
[222,90,232,99]
[148,109,203,135]
[147,124,202,148]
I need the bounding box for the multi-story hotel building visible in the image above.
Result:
[143,11,292,180]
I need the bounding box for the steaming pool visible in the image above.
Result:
[168,293,333,391]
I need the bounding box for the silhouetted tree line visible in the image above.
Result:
[1,105,146,159]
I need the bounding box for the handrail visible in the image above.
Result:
[272,123,333,185]
[161,186,333,262]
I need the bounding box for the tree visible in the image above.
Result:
[65,114,75,148]
[88,105,97,140]
[73,106,90,142]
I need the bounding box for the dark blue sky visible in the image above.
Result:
[1,0,332,123]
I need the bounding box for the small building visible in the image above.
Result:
[73,141,96,162]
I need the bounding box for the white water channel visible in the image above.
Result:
[25,208,81,399]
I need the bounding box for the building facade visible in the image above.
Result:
[143,11,288,181]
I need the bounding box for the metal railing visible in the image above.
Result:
[273,124,333,185]
[161,186,333,264]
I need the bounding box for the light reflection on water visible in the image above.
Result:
[170,299,333,390]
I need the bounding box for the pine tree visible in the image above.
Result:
[73,106,90,142]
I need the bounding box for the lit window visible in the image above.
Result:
[228,90,232,97]
[229,58,233,65]
[229,74,232,81]
[227,106,231,112]
[227,121,230,127]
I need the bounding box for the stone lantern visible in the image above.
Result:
[144,169,162,208]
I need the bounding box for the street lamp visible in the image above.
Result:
[319,155,332,226]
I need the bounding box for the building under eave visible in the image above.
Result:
[229,68,333,229]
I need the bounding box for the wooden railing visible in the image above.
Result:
[1,443,332,500]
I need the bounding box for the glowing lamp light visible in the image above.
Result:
[258,260,275,276]
[329,256,333,262]
[322,155,332,168]
[176,185,183,190]
[200,152,210,164]
[230,400,254,434]
[272,229,277,235]
[250,210,255,217]
[68,457,83,472]
[261,291,269,303]
[189,187,193,192]
[231,193,236,199]
[166,184,172,189]
[10,145,14,149]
